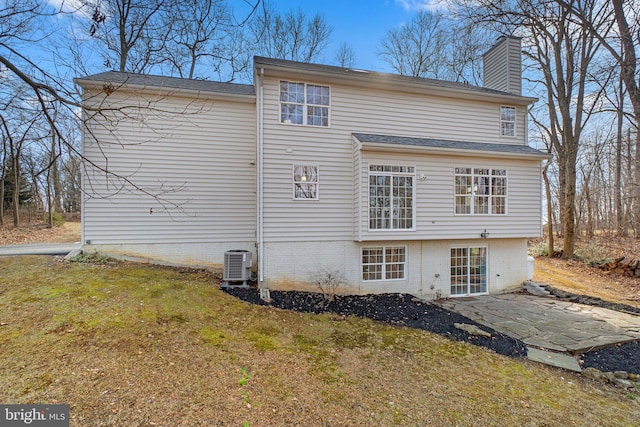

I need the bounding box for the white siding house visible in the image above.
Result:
[76,74,257,267]
[77,35,548,298]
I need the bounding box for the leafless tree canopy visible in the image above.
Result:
[378,10,487,84]
[249,2,333,63]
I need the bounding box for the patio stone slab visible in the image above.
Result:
[527,347,582,372]
[438,293,640,354]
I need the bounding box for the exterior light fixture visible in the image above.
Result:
[480,229,490,239]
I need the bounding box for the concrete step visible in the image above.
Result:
[524,281,552,297]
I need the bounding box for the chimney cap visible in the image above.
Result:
[483,35,522,58]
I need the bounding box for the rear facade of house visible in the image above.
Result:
[77,36,547,299]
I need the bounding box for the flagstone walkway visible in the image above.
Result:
[438,293,640,368]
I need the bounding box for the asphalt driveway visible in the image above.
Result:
[0,243,80,256]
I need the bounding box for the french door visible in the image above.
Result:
[450,246,488,296]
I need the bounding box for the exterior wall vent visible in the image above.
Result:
[222,250,252,287]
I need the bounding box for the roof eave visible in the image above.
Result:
[255,60,537,106]
[360,141,551,160]
[74,77,256,102]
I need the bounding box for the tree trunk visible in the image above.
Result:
[616,70,625,236]
[11,153,19,227]
[562,141,578,259]
[634,129,640,238]
[585,184,593,238]
[0,175,4,227]
[543,161,554,256]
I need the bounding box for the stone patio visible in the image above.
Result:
[438,292,640,371]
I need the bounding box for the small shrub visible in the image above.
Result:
[52,212,65,227]
[310,267,345,306]
[574,242,611,267]
[68,251,114,264]
[529,241,549,257]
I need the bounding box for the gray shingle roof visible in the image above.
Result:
[353,133,549,158]
[254,56,527,99]
[75,71,255,96]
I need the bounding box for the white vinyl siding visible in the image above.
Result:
[261,75,537,244]
[483,37,522,95]
[82,91,256,245]
[356,151,542,241]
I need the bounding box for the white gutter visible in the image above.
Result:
[257,67,265,285]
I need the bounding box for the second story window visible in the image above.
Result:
[280,81,330,127]
[500,106,516,136]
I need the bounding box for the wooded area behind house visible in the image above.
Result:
[1,0,638,259]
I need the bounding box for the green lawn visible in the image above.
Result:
[1,256,638,426]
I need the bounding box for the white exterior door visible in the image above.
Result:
[450,246,488,296]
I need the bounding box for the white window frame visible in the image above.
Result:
[292,165,319,200]
[361,246,407,281]
[279,81,330,127]
[500,106,516,137]
[450,245,488,296]
[454,167,507,215]
[368,165,416,231]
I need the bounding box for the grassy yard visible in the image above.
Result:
[1,256,639,426]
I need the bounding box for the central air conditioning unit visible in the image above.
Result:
[222,250,252,287]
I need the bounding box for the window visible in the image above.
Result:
[293,165,318,200]
[280,81,330,126]
[500,106,516,136]
[455,168,507,215]
[362,246,406,281]
[450,246,487,296]
[369,165,415,230]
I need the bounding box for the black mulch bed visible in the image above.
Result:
[223,288,527,357]
[541,285,640,374]
[581,342,640,373]
[544,284,640,315]
[224,287,640,375]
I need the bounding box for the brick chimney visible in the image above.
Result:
[483,36,522,95]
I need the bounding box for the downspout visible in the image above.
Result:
[257,67,265,285]
[80,92,86,247]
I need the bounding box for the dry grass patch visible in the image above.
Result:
[531,236,640,309]
[0,221,81,245]
[1,256,639,426]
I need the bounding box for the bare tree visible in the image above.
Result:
[378,10,488,84]
[379,10,447,78]
[250,2,333,63]
[157,0,254,81]
[83,0,172,73]
[558,0,640,236]
[333,42,356,68]
[456,0,609,258]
